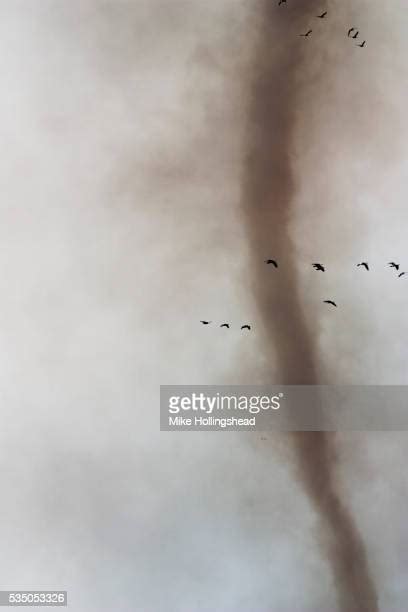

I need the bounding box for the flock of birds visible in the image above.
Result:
[264,259,406,308]
[200,261,404,327]
[200,321,251,330]
[277,2,367,47]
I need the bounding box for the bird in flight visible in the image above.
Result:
[312,263,325,272]
[265,259,278,267]
[389,262,400,270]
[278,0,286,5]
[357,262,369,271]
[300,30,313,37]
[352,30,359,39]
[220,323,230,329]
[398,272,406,278]
[241,325,251,330]
[317,11,327,18]
[357,40,366,48]
[348,27,357,37]
[200,320,211,325]
[324,300,337,307]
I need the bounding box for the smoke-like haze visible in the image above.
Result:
[0,1,407,611]
[241,2,378,610]
[242,1,320,385]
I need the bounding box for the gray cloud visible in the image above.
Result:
[0,1,406,611]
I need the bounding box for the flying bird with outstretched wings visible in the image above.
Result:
[300,30,313,37]
[352,31,359,39]
[389,262,400,270]
[278,0,286,5]
[398,272,406,278]
[348,27,356,37]
[265,259,278,267]
[357,40,366,48]
[200,320,211,325]
[312,263,325,272]
[241,325,251,330]
[317,11,327,18]
[357,262,369,271]
[324,300,337,307]
[220,323,230,329]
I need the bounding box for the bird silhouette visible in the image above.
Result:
[317,11,327,18]
[389,262,400,270]
[357,40,366,47]
[278,0,286,5]
[398,272,406,278]
[352,30,359,39]
[348,27,356,37]
[200,320,211,325]
[220,323,230,329]
[357,262,369,271]
[265,259,278,267]
[324,300,337,307]
[241,325,251,330]
[300,30,313,37]
[312,263,325,272]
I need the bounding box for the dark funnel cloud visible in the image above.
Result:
[241,1,378,609]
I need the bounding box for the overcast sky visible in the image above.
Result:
[0,1,406,610]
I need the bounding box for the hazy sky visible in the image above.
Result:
[0,1,407,611]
